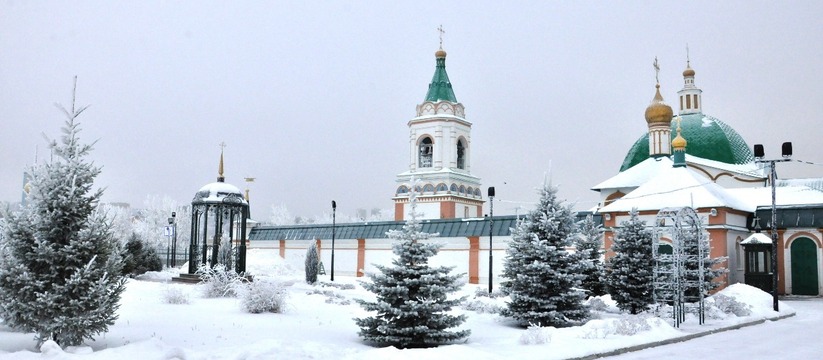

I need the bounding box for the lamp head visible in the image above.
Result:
[754,144,764,159]
[488,186,495,197]
[332,200,337,210]
[782,142,792,158]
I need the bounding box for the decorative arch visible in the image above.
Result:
[422,184,435,193]
[459,185,466,194]
[418,135,434,168]
[450,183,458,193]
[604,191,626,206]
[474,188,481,197]
[466,187,474,196]
[436,183,448,192]
[396,185,409,195]
[785,232,823,249]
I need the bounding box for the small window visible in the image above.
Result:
[423,184,435,193]
[450,184,458,193]
[396,185,409,195]
[459,185,466,194]
[456,139,466,169]
[686,94,691,109]
[693,94,698,109]
[418,137,433,168]
[474,188,481,197]
[436,183,448,192]
[680,96,684,111]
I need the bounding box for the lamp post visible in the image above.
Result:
[168,212,177,267]
[331,200,337,281]
[488,186,495,294]
[753,142,792,312]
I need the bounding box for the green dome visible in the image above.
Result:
[620,113,753,172]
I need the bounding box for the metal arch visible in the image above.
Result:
[653,207,708,327]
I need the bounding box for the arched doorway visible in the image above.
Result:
[790,237,819,295]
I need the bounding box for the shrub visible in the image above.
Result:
[711,294,751,317]
[519,324,552,345]
[612,314,652,336]
[162,286,191,304]
[474,287,506,298]
[305,243,319,284]
[196,264,245,298]
[240,280,288,313]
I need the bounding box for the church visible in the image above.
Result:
[244,44,823,296]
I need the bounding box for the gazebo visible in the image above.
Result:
[186,150,249,275]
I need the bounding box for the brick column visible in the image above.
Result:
[357,239,366,277]
[468,236,479,284]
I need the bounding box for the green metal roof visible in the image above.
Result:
[248,213,603,241]
[751,205,823,230]
[620,113,754,172]
[424,56,457,102]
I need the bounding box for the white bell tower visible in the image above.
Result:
[393,39,484,221]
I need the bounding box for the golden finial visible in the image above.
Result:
[217,142,226,182]
[683,45,695,77]
[244,177,255,202]
[435,25,447,58]
[645,57,673,124]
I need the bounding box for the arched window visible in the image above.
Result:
[459,185,466,194]
[474,188,481,197]
[396,186,409,195]
[423,184,435,193]
[419,137,433,168]
[456,139,466,169]
[450,184,458,193]
[436,183,448,192]
[467,187,474,196]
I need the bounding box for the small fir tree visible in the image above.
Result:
[121,233,162,277]
[606,209,655,314]
[576,214,607,297]
[680,223,727,299]
[305,242,319,284]
[501,183,589,327]
[0,82,126,346]
[354,185,469,348]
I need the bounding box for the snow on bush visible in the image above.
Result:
[612,313,654,336]
[239,280,288,314]
[474,287,506,298]
[162,286,191,305]
[462,288,507,314]
[319,281,355,290]
[196,264,246,298]
[519,324,552,345]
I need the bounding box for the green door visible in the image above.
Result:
[790,238,819,295]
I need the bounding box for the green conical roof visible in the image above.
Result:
[424,51,457,102]
[620,113,753,172]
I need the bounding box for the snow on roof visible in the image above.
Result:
[592,157,673,190]
[741,232,772,244]
[598,166,754,213]
[726,185,823,208]
[195,181,247,205]
[684,154,765,178]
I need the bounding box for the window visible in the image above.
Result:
[746,248,772,274]
[693,94,698,109]
[436,183,448,192]
[456,139,466,169]
[686,94,691,109]
[474,188,481,197]
[459,185,466,194]
[419,137,433,168]
[450,183,458,193]
[423,184,435,193]
[680,96,684,111]
[467,187,474,196]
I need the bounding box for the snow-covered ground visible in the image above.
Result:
[0,249,810,360]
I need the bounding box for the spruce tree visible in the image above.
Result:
[606,209,655,314]
[354,187,469,348]
[501,183,589,327]
[0,83,126,346]
[576,214,606,297]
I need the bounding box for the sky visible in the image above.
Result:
[2,1,822,221]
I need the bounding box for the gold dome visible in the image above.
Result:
[672,117,687,149]
[683,66,695,77]
[645,84,674,124]
[435,48,447,58]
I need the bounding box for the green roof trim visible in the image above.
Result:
[424,57,458,102]
[620,113,754,172]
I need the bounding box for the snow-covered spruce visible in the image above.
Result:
[606,209,655,314]
[576,214,607,297]
[500,183,589,327]
[305,241,319,284]
[0,84,126,346]
[354,186,469,348]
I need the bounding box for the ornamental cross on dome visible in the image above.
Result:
[437,25,445,49]
[653,56,660,85]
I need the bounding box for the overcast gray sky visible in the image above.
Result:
[2,1,822,220]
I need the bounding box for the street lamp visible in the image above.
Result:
[753,142,792,312]
[331,200,337,281]
[488,186,495,294]
[168,212,177,267]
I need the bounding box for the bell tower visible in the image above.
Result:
[393,32,484,221]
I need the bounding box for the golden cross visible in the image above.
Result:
[437,25,445,49]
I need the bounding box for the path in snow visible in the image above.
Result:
[610,298,823,359]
